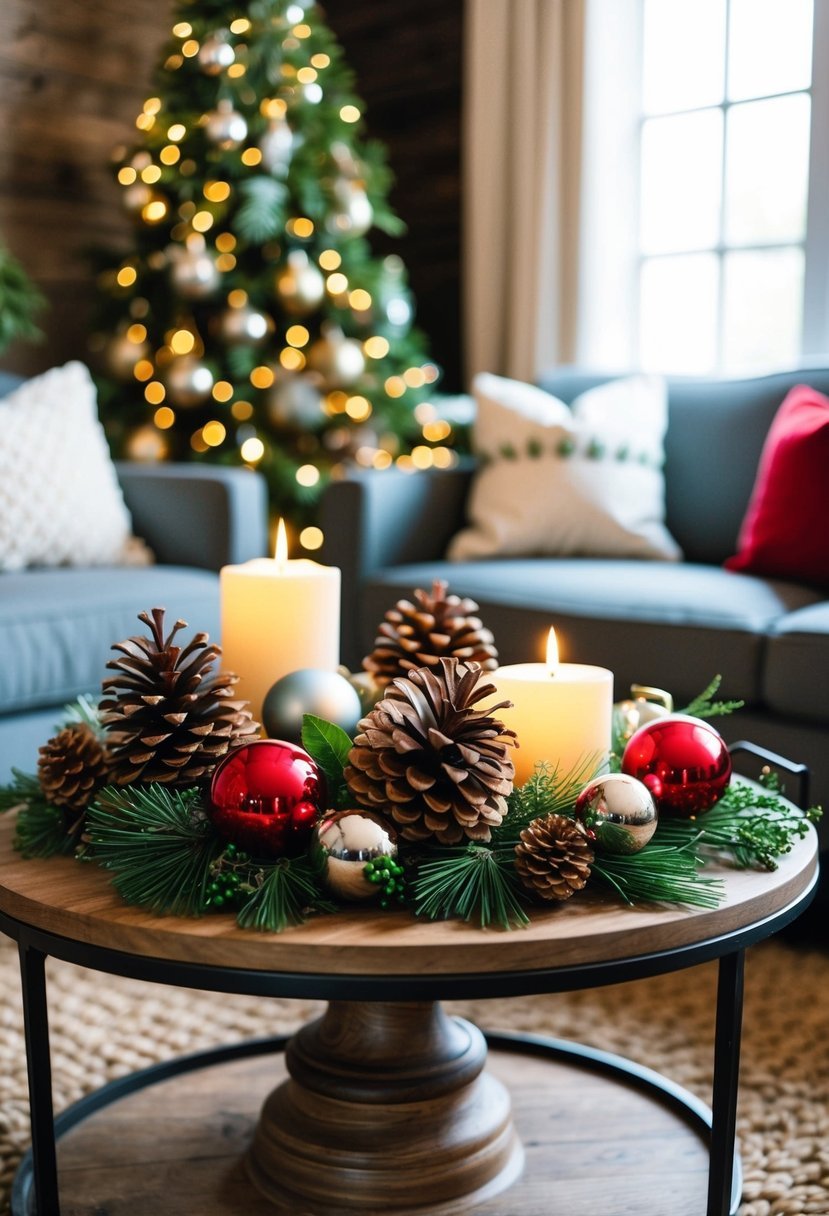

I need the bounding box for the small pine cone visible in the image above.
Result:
[363,579,498,688]
[344,656,516,845]
[99,608,260,788]
[37,723,109,815]
[514,813,594,902]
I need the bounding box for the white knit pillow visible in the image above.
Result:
[0,362,143,571]
[448,373,682,562]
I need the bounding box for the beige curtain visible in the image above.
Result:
[463,0,585,383]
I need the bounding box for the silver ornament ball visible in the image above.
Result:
[198,33,236,75]
[275,250,325,316]
[217,304,274,346]
[164,356,214,407]
[170,249,221,300]
[260,116,296,174]
[106,332,150,380]
[266,374,324,430]
[262,668,363,744]
[313,810,397,902]
[122,181,153,214]
[327,181,373,238]
[307,326,365,389]
[613,684,674,748]
[575,772,658,854]
[204,100,248,148]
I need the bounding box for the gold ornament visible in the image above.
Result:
[574,773,658,854]
[613,684,674,748]
[106,330,150,380]
[164,355,214,406]
[122,181,153,214]
[266,373,324,429]
[204,100,248,149]
[169,248,221,300]
[216,304,274,346]
[125,426,168,462]
[313,810,398,901]
[327,179,373,237]
[260,115,296,175]
[275,249,325,316]
[198,32,235,75]
[307,324,365,389]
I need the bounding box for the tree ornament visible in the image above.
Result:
[169,247,221,300]
[105,329,150,379]
[263,668,363,744]
[622,714,732,818]
[363,579,499,689]
[313,809,398,901]
[574,772,658,854]
[164,355,214,406]
[613,684,673,748]
[125,425,168,462]
[275,250,325,316]
[216,304,274,346]
[198,32,235,75]
[266,373,324,430]
[37,723,109,816]
[514,813,594,902]
[99,608,260,787]
[344,657,516,845]
[307,324,365,388]
[121,181,153,214]
[326,180,373,238]
[204,100,248,149]
[260,115,296,175]
[210,738,326,858]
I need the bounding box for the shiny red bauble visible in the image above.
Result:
[209,738,327,858]
[621,715,731,818]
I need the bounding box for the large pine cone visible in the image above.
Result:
[514,813,594,902]
[99,608,260,787]
[344,657,516,844]
[37,723,109,814]
[363,580,498,688]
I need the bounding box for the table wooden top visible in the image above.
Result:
[0,811,818,978]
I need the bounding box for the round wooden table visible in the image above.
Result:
[0,809,819,1216]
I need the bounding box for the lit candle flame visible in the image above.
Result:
[546,627,559,676]
[274,518,289,569]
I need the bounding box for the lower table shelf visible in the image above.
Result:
[12,1032,739,1216]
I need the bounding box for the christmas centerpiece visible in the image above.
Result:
[0,598,820,933]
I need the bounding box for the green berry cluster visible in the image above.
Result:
[363,855,406,909]
[204,842,251,910]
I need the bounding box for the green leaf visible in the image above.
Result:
[301,714,353,803]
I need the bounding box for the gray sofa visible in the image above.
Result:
[0,373,268,782]
[321,366,829,845]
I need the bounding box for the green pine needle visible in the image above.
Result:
[680,674,744,719]
[0,770,74,858]
[592,844,723,908]
[497,755,604,843]
[236,856,333,933]
[236,176,288,241]
[413,843,530,930]
[85,784,220,916]
[58,693,104,736]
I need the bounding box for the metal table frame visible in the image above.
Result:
[1,742,818,1216]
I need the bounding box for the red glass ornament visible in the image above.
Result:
[621,715,731,818]
[210,739,327,858]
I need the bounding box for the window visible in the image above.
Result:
[578,0,828,376]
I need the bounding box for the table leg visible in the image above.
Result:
[247,999,523,1214]
[18,942,60,1216]
[707,949,745,1216]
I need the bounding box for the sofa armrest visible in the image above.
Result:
[116,463,269,571]
[320,462,474,662]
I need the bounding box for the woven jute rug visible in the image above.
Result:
[0,935,827,1216]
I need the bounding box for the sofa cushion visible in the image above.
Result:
[362,561,821,708]
[0,567,221,715]
[764,602,829,723]
[725,384,829,588]
[448,373,681,562]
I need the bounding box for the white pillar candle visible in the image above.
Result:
[492,629,613,786]
[220,520,341,722]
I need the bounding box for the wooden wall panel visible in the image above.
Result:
[0,1,463,389]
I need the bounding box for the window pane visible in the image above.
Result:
[640,254,719,373]
[640,111,723,254]
[643,0,726,114]
[728,0,813,102]
[724,95,810,245]
[722,248,803,371]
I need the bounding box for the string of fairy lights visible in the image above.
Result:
[93,0,455,552]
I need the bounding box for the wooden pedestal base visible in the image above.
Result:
[246,1001,524,1214]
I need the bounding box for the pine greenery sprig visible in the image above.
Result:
[592,844,723,908]
[497,756,603,843]
[679,674,745,719]
[654,780,821,870]
[413,843,530,930]
[236,856,335,933]
[0,770,76,858]
[58,693,104,736]
[85,784,220,916]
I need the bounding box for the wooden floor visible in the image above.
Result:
[41,1046,711,1216]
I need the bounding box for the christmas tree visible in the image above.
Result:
[91,0,452,551]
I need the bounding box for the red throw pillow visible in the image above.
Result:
[725,384,829,587]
